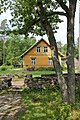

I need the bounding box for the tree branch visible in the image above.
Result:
[24,11,67,33]
[56,0,70,16]
[47,11,67,17]
[26,18,40,31]
[19,11,67,34]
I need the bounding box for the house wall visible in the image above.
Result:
[23,40,61,68]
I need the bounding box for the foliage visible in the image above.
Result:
[34,67,55,71]
[0,64,10,71]
[0,19,10,65]
[75,75,80,101]
[1,0,62,37]
[0,19,9,32]
[0,33,36,66]
[61,44,67,55]
[0,67,53,75]
[0,38,3,65]
[61,44,79,59]
[74,45,79,59]
[61,64,67,72]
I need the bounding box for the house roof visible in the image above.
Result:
[21,38,64,57]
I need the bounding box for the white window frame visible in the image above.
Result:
[48,58,52,65]
[36,46,40,53]
[44,46,48,53]
[31,58,36,65]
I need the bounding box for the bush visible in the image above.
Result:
[34,67,55,71]
[7,65,13,69]
[53,102,71,120]
[0,65,10,71]
[75,75,80,101]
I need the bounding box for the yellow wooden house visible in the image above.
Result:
[21,38,63,68]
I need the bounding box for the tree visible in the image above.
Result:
[61,44,79,59]
[5,34,36,66]
[0,19,10,65]
[0,38,3,65]
[1,0,77,103]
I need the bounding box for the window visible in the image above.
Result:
[31,58,36,65]
[44,46,48,52]
[48,58,52,65]
[36,46,40,53]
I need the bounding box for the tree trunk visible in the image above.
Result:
[66,1,76,103]
[37,1,68,102]
[79,2,80,62]
[67,17,75,103]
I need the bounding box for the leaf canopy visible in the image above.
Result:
[1,0,63,37]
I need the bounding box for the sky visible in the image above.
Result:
[0,0,79,45]
[41,0,79,44]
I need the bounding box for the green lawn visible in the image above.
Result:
[18,88,80,120]
[0,68,54,76]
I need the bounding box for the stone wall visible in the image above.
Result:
[24,74,58,89]
[0,76,12,89]
[24,73,80,89]
[0,73,80,90]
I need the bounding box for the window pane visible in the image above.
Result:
[48,58,52,65]
[36,46,40,52]
[44,46,48,52]
[31,58,36,65]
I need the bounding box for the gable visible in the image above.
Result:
[21,38,50,57]
[21,38,64,57]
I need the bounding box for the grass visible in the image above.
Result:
[0,67,80,119]
[0,68,23,74]
[0,68,54,76]
[0,68,54,81]
[17,88,80,120]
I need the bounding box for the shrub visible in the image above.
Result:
[0,65,9,71]
[53,102,71,120]
[34,67,55,71]
[75,75,80,101]
[7,65,13,69]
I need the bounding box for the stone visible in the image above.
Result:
[3,115,17,120]
[11,99,21,105]
[0,92,23,120]
[0,105,12,112]
[10,106,21,111]
[0,77,12,89]
[0,80,2,89]
[0,116,4,120]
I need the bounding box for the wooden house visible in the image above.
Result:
[21,39,64,68]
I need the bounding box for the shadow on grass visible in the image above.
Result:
[17,88,74,120]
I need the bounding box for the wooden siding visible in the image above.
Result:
[23,39,61,68]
